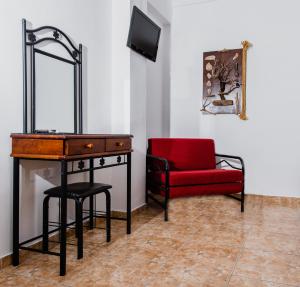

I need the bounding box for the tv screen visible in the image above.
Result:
[127,6,161,62]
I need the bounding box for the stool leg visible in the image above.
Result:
[75,198,83,259]
[104,190,111,242]
[75,202,79,238]
[42,195,51,252]
[89,195,94,229]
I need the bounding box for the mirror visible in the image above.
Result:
[22,19,83,134]
[34,50,76,133]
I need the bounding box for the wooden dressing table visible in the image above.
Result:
[11,133,133,275]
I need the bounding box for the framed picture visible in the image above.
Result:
[201,41,250,120]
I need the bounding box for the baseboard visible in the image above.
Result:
[111,204,146,218]
[246,194,300,208]
[0,205,146,270]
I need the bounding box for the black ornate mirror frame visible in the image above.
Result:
[22,19,83,134]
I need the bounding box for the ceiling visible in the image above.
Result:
[172,0,218,7]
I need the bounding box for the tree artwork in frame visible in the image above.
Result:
[201,41,250,120]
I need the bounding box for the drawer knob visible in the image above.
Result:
[85,143,94,149]
[116,142,124,147]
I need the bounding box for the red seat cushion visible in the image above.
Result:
[154,169,243,186]
[148,138,216,170]
[167,183,243,198]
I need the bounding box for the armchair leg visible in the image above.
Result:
[145,174,149,204]
[164,206,168,221]
[145,189,148,204]
[164,189,169,221]
[241,188,245,213]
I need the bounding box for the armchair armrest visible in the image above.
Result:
[146,154,169,172]
[146,154,170,220]
[146,154,170,191]
[215,153,245,174]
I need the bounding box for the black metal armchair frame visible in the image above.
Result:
[215,153,245,212]
[146,153,245,221]
[146,154,170,221]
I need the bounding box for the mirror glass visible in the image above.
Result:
[34,50,75,133]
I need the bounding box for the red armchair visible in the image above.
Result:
[146,138,245,221]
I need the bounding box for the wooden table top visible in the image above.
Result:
[10,133,133,160]
[11,133,133,139]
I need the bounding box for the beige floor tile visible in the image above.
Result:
[1,195,299,286]
[244,230,300,255]
[167,263,230,287]
[228,275,294,287]
[234,249,300,286]
[177,242,240,271]
[0,272,65,287]
[245,222,300,239]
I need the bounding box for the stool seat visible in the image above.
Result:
[44,182,112,199]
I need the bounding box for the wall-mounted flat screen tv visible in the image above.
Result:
[127,6,161,62]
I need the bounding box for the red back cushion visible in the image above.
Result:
[148,138,216,170]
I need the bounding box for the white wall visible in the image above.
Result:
[171,0,300,198]
[0,0,112,258]
[130,0,148,209]
[111,0,131,134]
[148,0,172,23]
[146,8,171,139]
[106,0,131,212]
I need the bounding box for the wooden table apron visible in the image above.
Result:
[11,134,133,276]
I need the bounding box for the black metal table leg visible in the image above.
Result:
[60,160,68,276]
[13,158,20,266]
[126,153,131,234]
[42,195,50,251]
[89,158,94,229]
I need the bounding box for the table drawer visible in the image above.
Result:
[106,138,131,152]
[12,138,64,156]
[65,139,105,155]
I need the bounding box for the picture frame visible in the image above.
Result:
[201,41,250,120]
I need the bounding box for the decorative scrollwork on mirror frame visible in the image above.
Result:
[22,18,83,134]
[25,23,81,64]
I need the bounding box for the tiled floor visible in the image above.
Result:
[0,195,299,286]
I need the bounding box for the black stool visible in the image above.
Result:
[42,182,111,259]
